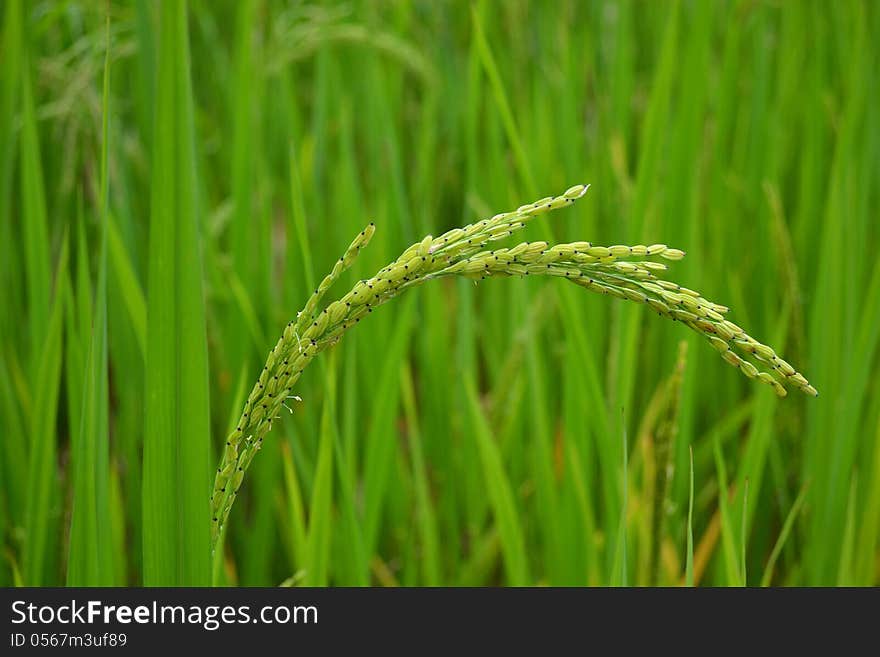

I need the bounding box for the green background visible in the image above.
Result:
[1,0,877,586]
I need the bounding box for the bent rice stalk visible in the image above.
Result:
[210,184,816,551]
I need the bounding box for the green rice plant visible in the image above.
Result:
[760,483,809,587]
[685,446,695,587]
[211,184,816,553]
[23,236,67,586]
[66,18,112,586]
[648,342,687,585]
[4,0,872,590]
[142,0,212,586]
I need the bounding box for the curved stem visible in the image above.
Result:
[209,183,816,555]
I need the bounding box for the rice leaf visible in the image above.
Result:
[142,0,212,586]
[67,20,113,586]
[464,377,529,586]
[23,235,67,585]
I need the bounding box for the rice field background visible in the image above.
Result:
[1,0,878,587]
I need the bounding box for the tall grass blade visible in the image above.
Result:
[713,436,742,586]
[464,377,529,586]
[303,364,336,587]
[67,21,113,585]
[760,484,809,587]
[685,446,695,587]
[20,31,51,371]
[106,216,146,360]
[142,0,212,586]
[24,237,67,585]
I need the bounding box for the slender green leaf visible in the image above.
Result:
[24,236,67,585]
[142,0,211,586]
[67,22,113,586]
[685,446,694,587]
[760,484,809,587]
[464,377,529,586]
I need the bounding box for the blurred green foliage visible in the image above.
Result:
[0,0,877,586]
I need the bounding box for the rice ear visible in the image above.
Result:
[210,184,816,551]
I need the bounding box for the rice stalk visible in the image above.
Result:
[210,184,816,551]
[649,341,687,586]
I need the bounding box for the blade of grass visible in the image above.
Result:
[713,435,742,586]
[106,215,146,360]
[464,377,529,586]
[855,412,880,583]
[611,421,628,586]
[20,34,52,373]
[67,21,113,585]
[142,0,212,586]
[400,362,441,585]
[469,4,535,198]
[760,483,809,587]
[0,0,23,344]
[362,297,416,555]
[0,0,28,542]
[23,235,68,585]
[303,362,336,587]
[0,354,27,529]
[740,479,749,586]
[330,387,369,587]
[685,446,695,586]
[836,476,859,586]
[227,0,258,374]
[280,440,307,578]
[649,342,686,585]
